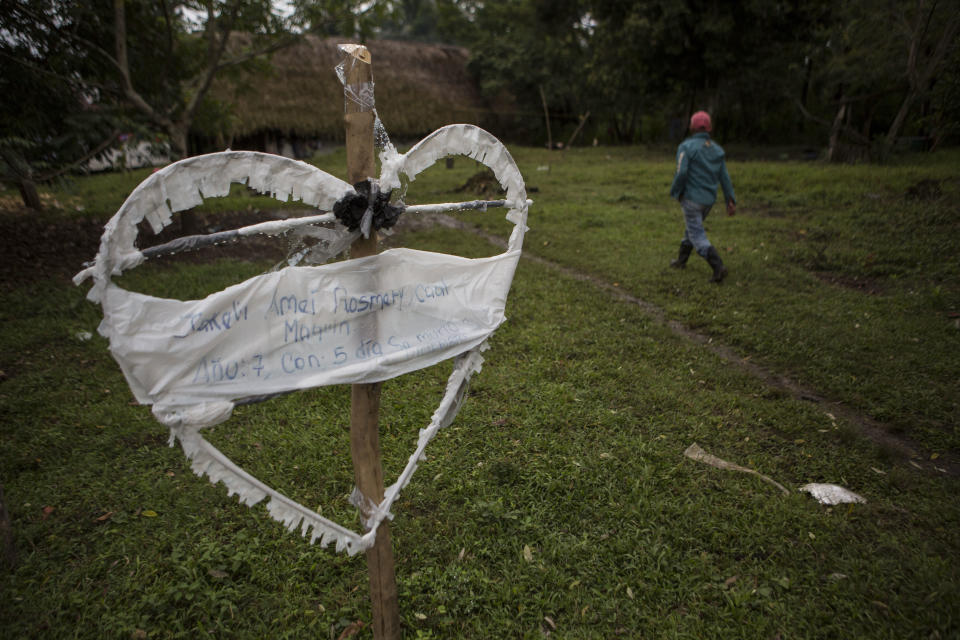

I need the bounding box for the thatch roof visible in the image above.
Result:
[210,36,491,142]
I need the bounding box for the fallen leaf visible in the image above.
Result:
[808,532,816,540]
[141,510,158,518]
[458,547,466,560]
[626,586,634,599]
[95,511,114,522]
[337,620,366,639]
[208,568,229,579]
[724,576,738,588]
[523,544,534,562]
[870,467,886,475]
[42,506,55,520]
[544,616,557,630]
[930,453,940,460]
[414,613,427,620]
[909,460,923,470]
[131,630,147,639]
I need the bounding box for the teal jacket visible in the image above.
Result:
[669,132,736,207]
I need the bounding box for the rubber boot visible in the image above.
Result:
[705,246,728,283]
[670,241,694,269]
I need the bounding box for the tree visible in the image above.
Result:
[441,0,836,145]
[5,1,379,164]
[440,0,591,144]
[0,0,124,209]
[883,0,960,148]
[109,0,297,159]
[801,0,959,159]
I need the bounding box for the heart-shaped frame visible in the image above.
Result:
[75,124,528,554]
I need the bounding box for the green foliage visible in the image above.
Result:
[404,0,958,149]
[0,1,128,189]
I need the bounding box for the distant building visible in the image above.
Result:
[201,36,510,156]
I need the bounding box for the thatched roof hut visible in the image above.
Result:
[206,35,496,152]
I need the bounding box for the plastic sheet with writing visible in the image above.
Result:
[75,124,529,554]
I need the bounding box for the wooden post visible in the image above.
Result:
[340,44,402,640]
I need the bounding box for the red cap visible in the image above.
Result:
[690,111,712,132]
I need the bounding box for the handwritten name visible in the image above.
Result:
[283,318,350,344]
[267,288,318,317]
[177,301,249,337]
[332,286,404,314]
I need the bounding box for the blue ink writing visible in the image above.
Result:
[283,319,350,344]
[267,288,317,317]
[415,280,449,303]
[332,286,404,314]
[177,300,248,337]
[192,354,262,384]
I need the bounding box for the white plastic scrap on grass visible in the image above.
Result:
[799,483,866,505]
[74,124,529,555]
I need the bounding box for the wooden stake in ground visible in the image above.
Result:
[340,44,401,640]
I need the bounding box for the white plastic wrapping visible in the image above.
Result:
[76,125,529,554]
[799,483,866,505]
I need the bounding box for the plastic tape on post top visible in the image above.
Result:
[336,44,375,113]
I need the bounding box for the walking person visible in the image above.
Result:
[669,110,736,283]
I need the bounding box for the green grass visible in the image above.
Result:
[456,146,960,453]
[1,148,959,638]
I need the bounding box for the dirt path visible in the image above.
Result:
[422,212,960,477]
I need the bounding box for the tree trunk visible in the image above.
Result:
[17,178,42,210]
[1,148,43,210]
[169,124,189,160]
[538,85,552,150]
[884,91,917,150]
[827,103,847,163]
